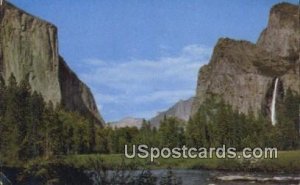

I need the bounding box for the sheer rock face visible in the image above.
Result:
[0,3,104,125]
[150,97,194,127]
[257,3,299,58]
[192,2,300,116]
[0,3,61,104]
[59,57,104,124]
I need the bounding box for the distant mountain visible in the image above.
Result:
[150,97,194,127]
[111,117,144,128]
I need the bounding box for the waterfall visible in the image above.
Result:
[271,78,279,126]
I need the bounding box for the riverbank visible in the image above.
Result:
[63,150,300,173]
[1,151,299,184]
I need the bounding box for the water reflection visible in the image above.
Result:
[129,169,300,185]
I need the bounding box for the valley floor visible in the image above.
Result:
[63,150,300,173]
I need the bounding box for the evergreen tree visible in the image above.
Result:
[2,74,19,162]
[16,77,33,160]
[21,91,45,159]
[159,117,185,148]
[95,126,114,153]
[88,119,96,153]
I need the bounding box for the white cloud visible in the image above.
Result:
[133,90,195,104]
[78,44,212,121]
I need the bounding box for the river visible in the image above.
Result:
[120,169,300,185]
[2,168,300,184]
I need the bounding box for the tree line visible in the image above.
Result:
[98,91,300,153]
[185,92,300,150]
[0,74,98,165]
[0,74,299,165]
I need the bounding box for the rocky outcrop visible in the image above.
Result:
[0,2,104,125]
[192,2,300,117]
[150,97,194,127]
[257,3,299,58]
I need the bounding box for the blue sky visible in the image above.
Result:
[10,0,297,122]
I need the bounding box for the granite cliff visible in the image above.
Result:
[150,97,194,127]
[0,2,104,125]
[192,2,300,118]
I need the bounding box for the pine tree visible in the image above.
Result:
[25,91,45,158]
[0,76,6,156]
[88,119,96,153]
[2,74,19,162]
[159,117,185,148]
[186,105,209,148]
[17,76,31,143]
[42,101,64,158]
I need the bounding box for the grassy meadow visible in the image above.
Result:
[63,150,300,173]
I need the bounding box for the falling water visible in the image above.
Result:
[271,78,279,126]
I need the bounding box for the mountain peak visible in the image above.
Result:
[257,2,299,58]
[1,1,55,28]
[111,117,144,128]
[270,2,298,18]
[150,97,194,127]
